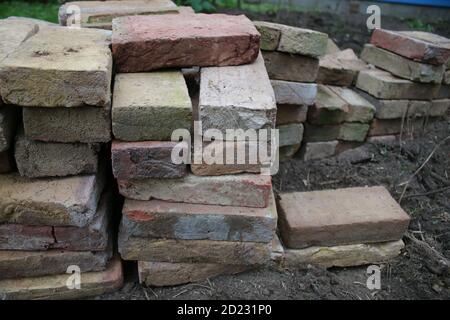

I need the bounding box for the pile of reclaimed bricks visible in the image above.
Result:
[0,0,448,299]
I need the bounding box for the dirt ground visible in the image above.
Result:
[99,9,450,300]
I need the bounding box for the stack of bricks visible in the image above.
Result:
[253,21,328,160]
[0,19,122,299]
[111,13,278,287]
[357,29,450,140]
[275,186,410,268]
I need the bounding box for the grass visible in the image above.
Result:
[0,1,60,23]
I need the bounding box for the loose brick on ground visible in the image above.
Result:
[112,71,192,141]
[370,29,450,65]
[199,54,276,137]
[0,256,123,300]
[300,140,338,161]
[277,186,410,248]
[271,80,317,106]
[112,13,260,72]
[0,26,112,108]
[118,174,272,208]
[262,51,319,83]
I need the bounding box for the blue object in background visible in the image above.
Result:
[377,0,450,8]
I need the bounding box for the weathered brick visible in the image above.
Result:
[408,100,431,117]
[435,85,450,99]
[271,80,317,106]
[0,106,18,152]
[371,29,450,65]
[138,261,250,287]
[284,240,404,268]
[112,140,187,179]
[430,99,450,117]
[368,118,424,137]
[119,236,271,265]
[118,174,272,208]
[308,85,348,125]
[112,14,260,72]
[15,135,100,178]
[356,69,440,100]
[276,104,308,125]
[277,186,410,248]
[59,0,179,29]
[0,150,14,173]
[300,140,338,161]
[262,51,319,83]
[361,44,445,83]
[23,105,111,143]
[0,171,104,227]
[112,71,192,141]
[120,192,276,242]
[0,27,112,108]
[253,21,281,51]
[328,86,375,123]
[355,89,409,119]
[367,135,398,145]
[0,249,111,280]
[305,122,371,143]
[338,123,370,142]
[278,123,304,147]
[199,54,276,137]
[0,256,123,300]
[0,18,39,62]
[279,144,301,160]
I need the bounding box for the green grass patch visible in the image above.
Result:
[0,1,60,23]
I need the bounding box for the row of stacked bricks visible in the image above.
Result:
[109,12,278,286]
[0,18,123,299]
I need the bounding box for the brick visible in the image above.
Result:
[0,27,112,108]
[0,171,104,227]
[199,54,276,137]
[119,236,271,265]
[118,174,272,208]
[408,100,431,117]
[328,86,375,123]
[0,106,18,152]
[278,123,304,147]
[370,29,450,65]
[0,18,39,62]
[15,135,100,178]
[112,14,260,72]
[190,140,266,176]
[356,69,440,100]
[284,240,404,268]
[368,118,424,137]
[279,144,301,160]
[112,71,192,141]
[256,22,327,57]
[0,249,111,280]
[0,150,14,173]
[23,105,111,143]
[112,140,187,179]
[277,186,410,248]
[367,135,397,145]
[59,0,178,29]
[262,51,319,83]
[305,122,371,143]
[253,21,281,51]
[2,16,56,28]
[138,261,250,287]
[300,141,338,161]
[355,89,409,119]
[338,123,370,142]
[0,256,123,300]
[276,104,308,125]
[430,99,450,117]
[0,190,112,251]
[435,85,450,99]
[308,85,348,125]
[271,80,317,106]
[361,44,445,84]
[120,192,276,242]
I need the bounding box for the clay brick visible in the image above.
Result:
[361,44,445,83]
[430,99,450,117]
[0,256,123,300]
[300,141,338,161]
[276,104,308,125]
[120,192,277,242]
[0,171,104,227]
[308,85,348,125]
[138,261,250,287]
[356,69,440,100]
[271,80,317,106]
[284,240,404,268]
[112,14,260,72]
[111,140,187,179]
[112,71,192,141]
[278,123,304,147]
[253,21,281,51]
[277,186,410,248]
[304,122,370,143]
[15,135,100,178]
[0,18,39,62]
[0,27,112,108]
[262,51,319,83]
[355,89,409,119]
[59,0,179,29]
[328,86,375,123]
[199,54,276,137]
[118,174,272,208]
[23,105,111,143]
[370,29,450,65]
[435,85,450,99]
[0,106,18,152]
[368,118,424,137]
